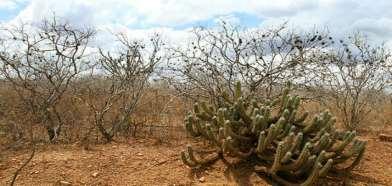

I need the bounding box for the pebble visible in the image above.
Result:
[59,180,72,185]
[91,172,99,177]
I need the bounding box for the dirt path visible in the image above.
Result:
[0,135,391,186]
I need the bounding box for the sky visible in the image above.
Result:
[1,0,392,47]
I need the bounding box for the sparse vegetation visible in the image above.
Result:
[0,16,391,185]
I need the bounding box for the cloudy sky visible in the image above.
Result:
[1,0,392,46]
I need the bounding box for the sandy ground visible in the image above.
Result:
[0,133,391,186]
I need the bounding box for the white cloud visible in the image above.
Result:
[6,0,323,27]
[0,0,29,10]
[127,0,317,26]
[0,0,17,9]
[3,0,392,48]
[9,0,136,27]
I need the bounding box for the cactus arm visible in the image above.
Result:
[256,131,267,153]
[294,155,316,176]
[339,141,366,172]
[281,132,295,154]
[281,151,293,164]
[221,91,234,104]
[223,137,253,158]
[300,163,322,186]
[256,156,325,186]
[289,132,303,153]
[274,117,287,137]
[270,142,285,173]
[319,159,333,177]
[303,116,321,134]
[333,140,366,164]
[196,111,212,121]
[185,115,201,137]
[205,125,221,146]
[288,109,298,123]
[251,115,267,134]
[312,133,331,154]
[181,151,198,167]
[234,81,242,100]
[279,87,290,111]
[260,124,278,152]
[278,123,294,139]
[224,121,252,142]
[255,156,323,186]
[255,166,301,186]
[235,99,252,124]
[217,109,226,126]
[217,127,225,142]
[194,103,213,121]
[261,106,272,122]
[200,102,214,117]
[329,131,356,153]
[181,145,221,168]
[294,112,309,126]
[310,128,326,143]
[281,143,311,171]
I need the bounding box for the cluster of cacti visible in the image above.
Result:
[181,82,366,185]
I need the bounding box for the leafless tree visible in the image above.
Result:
[0,17,95,141]
[164,22,331,105]
[77,33,162,142]
[307,33,390,129]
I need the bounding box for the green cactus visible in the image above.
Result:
[181,82,366,185]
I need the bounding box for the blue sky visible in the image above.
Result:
[0,0,26,21]
[1,0,392,46]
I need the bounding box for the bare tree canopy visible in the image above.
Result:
[0,17,95,141]
[75,33,163,142]
[307,33,390,129]
[163,22,332,105]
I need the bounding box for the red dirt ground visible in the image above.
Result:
[0,133,391,186]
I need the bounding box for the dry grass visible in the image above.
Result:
[1,87,392,185]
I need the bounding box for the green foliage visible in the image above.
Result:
[181,82,366,186]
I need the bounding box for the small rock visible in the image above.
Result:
[198,176,205,183]
[91,172,99,177]
[136,152,143,156]
[59,180,72,185]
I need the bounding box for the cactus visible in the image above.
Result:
[181,82,366,185]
